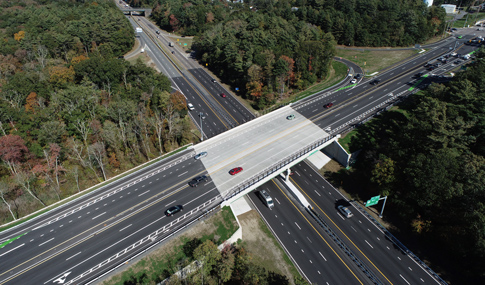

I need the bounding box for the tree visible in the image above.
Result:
[0,180,17,221]
[0,135,29,175]
[193,240,221,277]
[88,142,107,181]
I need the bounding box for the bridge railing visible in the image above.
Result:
[222,134,335,200]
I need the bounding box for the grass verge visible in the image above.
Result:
[101,206,239,285]
[335,49,416,74]
[0,144,192,233]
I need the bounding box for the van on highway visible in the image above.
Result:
[259,189,274,209]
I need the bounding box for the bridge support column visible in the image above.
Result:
[284,168,292,182]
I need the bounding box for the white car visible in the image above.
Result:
[187,103,194,111]
[194,152,208,160]
[350,78,357,84]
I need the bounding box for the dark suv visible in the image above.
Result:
[370,79,381,85]
[188,175,208,187]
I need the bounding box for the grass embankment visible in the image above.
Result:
[102,206,239,285]
[451,12,485,28]
[335,49,416,75]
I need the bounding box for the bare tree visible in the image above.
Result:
[0,181,17,221]
[66,137,87,167]
[88,142,107,181]
[14,172,46,207]
[71,166,81,193]
[0,121,6,136]
[36,45,49,69]
[0,90,23,109]
[148,109,165,155]
[74,119,91,147]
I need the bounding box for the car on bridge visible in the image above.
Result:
[165,205,183,217]
[323,103,333,109]
[188,175,208,187]
[194,152,208,160]
[229,167,243,175]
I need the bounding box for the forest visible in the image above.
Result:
[0,0,193,224]
[150,0,446,108]
[343,51,485,282]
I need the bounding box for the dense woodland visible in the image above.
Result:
[0,0,192,224]
[150,0,445,108]
[344,52,485,282]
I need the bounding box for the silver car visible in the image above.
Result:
[338,205,353,218]
[194,152,208,160]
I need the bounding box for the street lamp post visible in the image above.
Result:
[199,112,205,141]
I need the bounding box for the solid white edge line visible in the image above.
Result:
[0,243,25,257]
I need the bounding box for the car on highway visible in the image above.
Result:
[211,79,216,83]
[350,78,357,84]
[323,102,333,109]
[229,167,243,175]
[165,205,183,217]
[194,152,208,160]
[354,73,362,79]
[286,114,296,120]
[221,93,226,98]
[414,72,424,78]
[337,205,353,218]
[370,79,381,85]
[187,103,194,111]
[188,175,208,187]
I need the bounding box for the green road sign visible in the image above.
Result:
[365,195,380,207]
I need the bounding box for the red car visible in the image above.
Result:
[324,103,334,109]
[221,93,226,98]
[229,167,243,175]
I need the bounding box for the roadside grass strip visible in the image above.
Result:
[0,232,27,249]
[337,83,357,91]
[408,74,429,91]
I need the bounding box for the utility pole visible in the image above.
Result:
[199,112,205,141]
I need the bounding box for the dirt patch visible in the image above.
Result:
[322,159,344,173]
[237,210,296,283]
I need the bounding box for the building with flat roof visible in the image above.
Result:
[441,4,457,14]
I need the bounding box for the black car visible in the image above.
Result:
[188,175,208,187]
[165,205,183,217]
[354,73,362,79]
[370,79,381,85]
[414,72,424,78]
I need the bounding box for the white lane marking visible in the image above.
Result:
[408,267,413,271]
[376,237,380,241]
[38,238,54,247]
[0,243,25,257]
[177,171,188,177]
[30,239,34,242]
[387,246,390,250]
[314,190,321,196]
[275,198,281,204]
[307,237,312,243]
[41,234,44,237]
[138,190,150,197]
[400,274,411,285]
[421,278,425,282]
[52,271,71,284]
[319,251,327,261]
[119,224,132,232]
[364,240,374,248]
[351,226,357,232]
[92,212,106,220]
[66,252,81,261]
[294,240,298,243]
[309,259,312,263]
[295,222,301,230]
[368,228,371,232]
[397,256,402,260]
[165,200,176,207]
[301,249,304,253]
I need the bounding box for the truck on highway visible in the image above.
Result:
[168,42,174,47]
[135,27,142,33]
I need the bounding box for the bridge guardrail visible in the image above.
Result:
[222,135,335,200]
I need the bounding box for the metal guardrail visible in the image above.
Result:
[351,202,448,285]
[73,195,222,285]
[306,207,383,285]
[222,135,335,200]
